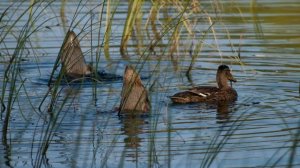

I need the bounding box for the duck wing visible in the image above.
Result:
[188,86,219,96]
[170,86,219,104]
[189,86,237,102]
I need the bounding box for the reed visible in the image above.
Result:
[1,0,55,141]
[103,0,120,60]
[250,0,264,38]
[120,0,144,57]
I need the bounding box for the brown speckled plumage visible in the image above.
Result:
[119,66,150,113]
[170,65,237,103]
[60,31,92,78]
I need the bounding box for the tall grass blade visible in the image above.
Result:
[104,0,111,60]
[120,0,144,58]
[60,0,68,33]
[250,0,264,38]
[104,0,119,60]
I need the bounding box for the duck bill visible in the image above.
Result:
[228,73,237,82]
[230,78,237,82]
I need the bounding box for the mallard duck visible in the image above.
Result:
[60,31,92,78]
[119,66,150,114]
[170,65,237,103]
[60,31,121,81]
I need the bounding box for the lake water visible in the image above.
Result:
[1,0,300,168]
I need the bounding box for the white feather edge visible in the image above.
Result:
[187,91,210,97]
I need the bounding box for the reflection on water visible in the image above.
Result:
[1,0,300,168]
[216,102,231,122]
[121,115,146,148]
[121,115,147,163]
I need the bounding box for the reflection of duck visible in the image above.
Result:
[216,101,231,123]
[119,66,150,114]
[60,31,121,81]
[170,65,237,103]
[122,115,144,148]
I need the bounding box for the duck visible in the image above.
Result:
[59,31,121,81]
[60,31,92,78]
[170,65,237,103]
[118,66,150,114]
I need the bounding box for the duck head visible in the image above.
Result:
[216,65,237,89]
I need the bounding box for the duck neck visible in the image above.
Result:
[217,74,230,90]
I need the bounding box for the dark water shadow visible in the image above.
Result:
[48,70,123,86]
[33,74,122,87]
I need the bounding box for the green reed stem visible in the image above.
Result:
[120,0,144,57]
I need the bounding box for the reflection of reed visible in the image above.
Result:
[0,97,5,114]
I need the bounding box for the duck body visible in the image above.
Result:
[60,31,91,77]
[59,31,122,82]
[170,65,238,104]
[170,86,237,103]
[119,66,150,114]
